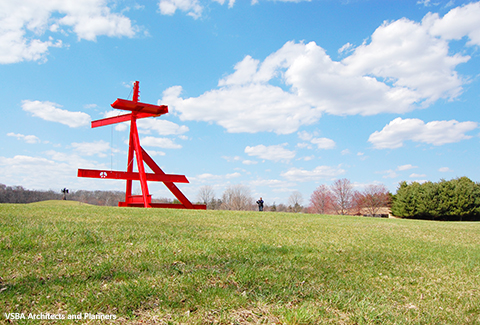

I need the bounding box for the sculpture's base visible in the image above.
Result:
[118,201,207,209]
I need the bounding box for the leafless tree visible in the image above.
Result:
[220,184,253,211]
[276,203,288,212]
[331,178,354,215]
[197,185,216,209]
[362,184,390,216]
[350,190,364,215]
[309,184,334,214]
[288,191,304,213]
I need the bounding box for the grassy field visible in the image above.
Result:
[0,202,479,324]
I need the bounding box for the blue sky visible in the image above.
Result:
[1,0,479,206]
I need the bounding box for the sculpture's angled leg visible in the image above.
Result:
[141,147,194,209]
[125,120,135,203]
[131,116,151,208]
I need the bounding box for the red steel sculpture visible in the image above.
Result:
[78,81,206,209]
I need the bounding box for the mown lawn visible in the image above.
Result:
[0,202,479,324]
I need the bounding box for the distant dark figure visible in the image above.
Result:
[62,188,69,200]
[256,197,264,211]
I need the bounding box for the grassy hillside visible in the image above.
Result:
[0,203,479,324]
[27,200,91,207]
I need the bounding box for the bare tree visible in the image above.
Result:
[350,190,364,215]
[220,184,253,211]
[276,203,288,212]
[331,178,354,215]
[362,184,390,216]
[309,184,334,214]
[197,185,216,209]
[288,191,304,213]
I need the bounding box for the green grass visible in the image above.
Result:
[1,203,479,324]
[27,200,92,207]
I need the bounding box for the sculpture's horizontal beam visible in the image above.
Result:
[111,98,168,115]
[91,112,159,128]
[78,169,188,183]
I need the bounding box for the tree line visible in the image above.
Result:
[0,184,125,206]
[197,180,391,216]
[391,177,480,221]
[3,176,479,221]
[197,184,310,212]
[0,184,200,206]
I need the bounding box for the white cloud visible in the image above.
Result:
[195,171,241,181]
[141,136,182,149]
[222,156,242,162]
[250,178,296,189]
[311,137,336,150]
[226,172,241,179]
[22,100,91,128]
[148,150,166,157]
[338,42,354,54]
[158,0,203,19]
[426,2,480,46]
[137,119,189,136]
[0,0,137,64]
[397,164,418,171]
[101,110,189,135]
[378,170,398,179]
[298,130,315,141]
[342,18,468,109]
[242,160,258,165]
[197,173,221,180]
[0,153,108,190]
[222,156,258,165]
[281,165,345,182]
[164,4,479,134]
[417,0,434,7]
[439,167,453,172]
[410,173,426,178]
[0,155,62,186]
[369,117,478,149]
[296,143,312,149]
[158,0,310,18]
[213,0,236,8]
[297,131,335,149]
[301,155,315,161]
[245,144,295,162]
[71,140,111,157]
[7,132,40,144]
[163,82,316,135]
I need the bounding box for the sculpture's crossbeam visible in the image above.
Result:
[111,98,168,115]
[77,169,188,183]
[77,81,206,210]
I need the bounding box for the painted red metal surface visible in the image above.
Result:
[77,81,206,210]
[111,99,168,115]
[77,169,188,183]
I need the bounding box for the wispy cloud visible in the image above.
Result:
[369,118,478,149]
[22,100,91,128]
[281,165,345,182]
[7,132,40,144]
[245,144,296,162]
